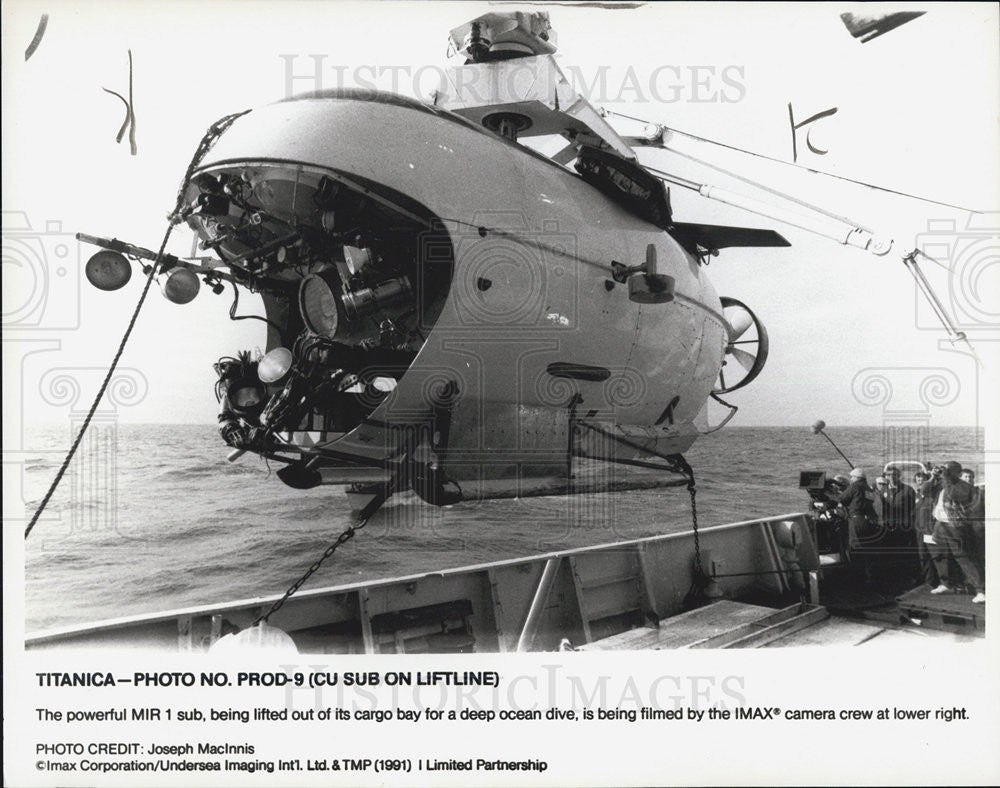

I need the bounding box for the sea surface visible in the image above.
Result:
[22,424,983,631]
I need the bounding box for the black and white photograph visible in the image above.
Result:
[4,1,999,784]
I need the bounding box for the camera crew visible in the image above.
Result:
[930,462,985,603]
[836,467,882,587]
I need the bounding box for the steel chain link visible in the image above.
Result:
[252,457,702,626]
[669,454,702,578]
[251,521,366,627]
[687,478,702,577]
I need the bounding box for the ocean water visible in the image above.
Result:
[22,424,984,631]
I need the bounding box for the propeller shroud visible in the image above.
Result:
[714,296,769,394]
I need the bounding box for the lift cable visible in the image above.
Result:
[645,145,874,233]
[634,158,978,359]
[602,107,985,213]
[23,109,251,540]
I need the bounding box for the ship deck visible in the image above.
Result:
[578,598,977,650]
[25,512,984,653]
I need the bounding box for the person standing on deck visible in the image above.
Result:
[837,467,881,586]
[930,461,985,603]
[874,476,888,522]
[913,470,941,589]
[882,467,917,589]
[959,468,986,589]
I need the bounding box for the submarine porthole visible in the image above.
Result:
[193,163,455,448]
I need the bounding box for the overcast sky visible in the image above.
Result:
[3,1,998,434]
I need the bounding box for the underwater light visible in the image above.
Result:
[85,250,132,291]
[258,346,293,384]
[161,267,200,304]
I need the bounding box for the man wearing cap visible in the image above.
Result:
[874,476,888,519]
[930,461,984,603]
[836,467,882,585]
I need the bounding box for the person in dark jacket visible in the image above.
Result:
[930,462,984,603]
[837,467,881,586]
[959,468,986,591]
[881,467,917,588]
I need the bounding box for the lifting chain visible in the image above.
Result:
[250,520,365,628]
[688,476,702,578]
[249,482,391,628]
[671,453,702,578]
[671,454,709,609]
[252,452,703,627]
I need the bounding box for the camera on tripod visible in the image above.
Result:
[799,470,848,559]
